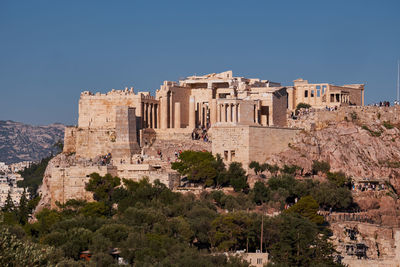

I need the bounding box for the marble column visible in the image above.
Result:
[228,104,232,122]
[174,102,181,129]
[189,96,195,129]
[147,103,151,128]
[222,104,227,122]
[151,103,155,128]
[255,105,259,124]
[144,103,148,128]
[217,103,221,122]
[169,93,173,128]
[140,102,144,128]
[199,102,203,127]
[233,104,237,123]
[237,104,241,123]
[161,96,168,129]
[210,99,217,126]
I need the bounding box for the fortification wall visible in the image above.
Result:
[289,106,400,131]
[212,125,301,168]
[248,126,300,164]
[114,164,177,187]
[153,129,192,140]
[74,128,115,159]
[272,89,288,127]
[46,165,108,208]
[63,127,77,154]
[78,90,157,129]
[212,126,250,164]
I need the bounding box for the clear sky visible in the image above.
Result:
[1,0,400,125]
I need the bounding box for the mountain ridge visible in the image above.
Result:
[0,120,65,164]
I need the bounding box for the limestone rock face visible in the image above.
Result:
[36,153,108,212]
[36,153,72,212]
[271,107,400,182]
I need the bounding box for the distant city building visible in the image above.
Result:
[0,162,9,173]
[0,173,27,207]
[9,161,33,173]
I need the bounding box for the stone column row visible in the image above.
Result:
[198,102,209,127]
[341,94,350,103]
[143,102,158,129]
[218,103,239,123]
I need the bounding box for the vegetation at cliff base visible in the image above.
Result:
[1,172,347,266]
[0,154,352,266]
[17,156,52,197]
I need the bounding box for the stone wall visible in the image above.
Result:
[114,163,178,188]
[248,126,300,165]
[112,107,140,160]
[63,126,76,154]
[212,125,300,168]
[328,220,400,266]
[74,128,114,159]
[289,106,400,131]
[272,88,288,127]
[46,164,108,208]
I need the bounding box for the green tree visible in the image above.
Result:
[85,173,121,215]
[2,191,14,212]
[327,171,352,188]
[259,163,269,174]
[268,213,339,266]
[209,154,228,188]
[210,212,252,252]
[85,173,121,203]
[226,162,248,192]
[312,182,353,211]
[172,151,218,185]
[18,156,53,197]
[81,201,108,217]
[281,164,301,175]
[251,181,270,205]
[266,164,280,176]
[17,189,29,225]
[249,161,261,174]
[312,160,331,174]
[0,226,65,266]
[286,196,324,224]
[296,102,312,111]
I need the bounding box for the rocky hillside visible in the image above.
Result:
[0,120,65,164]
[269,106,400,181]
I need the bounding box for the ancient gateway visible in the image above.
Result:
[42,71,364,208]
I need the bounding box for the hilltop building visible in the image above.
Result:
[45,71,365,207]
[287,78,364,110]
[64,71,291,161]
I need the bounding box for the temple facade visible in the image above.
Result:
[155,70,288,131]
[63,71,365,163]
[287,78,364,110]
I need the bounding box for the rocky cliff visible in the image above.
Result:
[0,120,65,164]
[271,106,400,182]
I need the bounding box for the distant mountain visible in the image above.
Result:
[0,120,65,164]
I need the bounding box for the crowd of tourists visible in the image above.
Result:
[191,127,209,142]
[99,153,112,165]
[369,101,392,107]
[352,182,386,192]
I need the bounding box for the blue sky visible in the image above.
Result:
[1,0,400,125]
